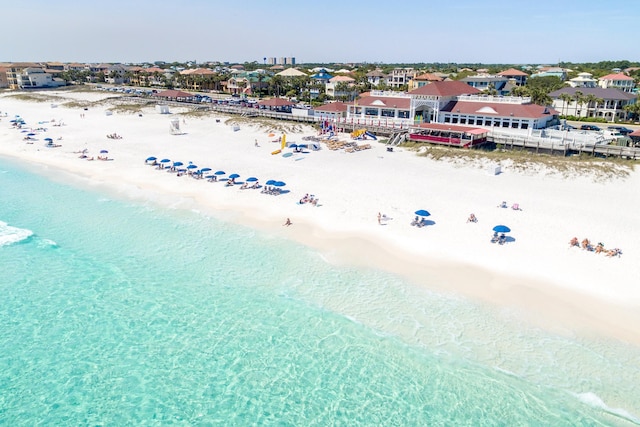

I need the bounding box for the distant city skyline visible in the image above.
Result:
[3,0,639,65]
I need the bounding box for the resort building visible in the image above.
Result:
[313,102,349,121]
[598,73,635,93]
[497,68,528,86]
[14,67,65,89]
[549,87,637,122]
[128,66,170,87]
[568,72,598,88]
[408,80,481,123]
[226,71,270,96]
[4,62,43,89]
[346,91,412,126]
[439,95,558,130]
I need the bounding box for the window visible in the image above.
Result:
[381,109,395,117]
[365,108,378,116]
[398,110,410,119]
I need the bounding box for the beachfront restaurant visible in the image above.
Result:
[408,123,489,148]
[346,93,413,127]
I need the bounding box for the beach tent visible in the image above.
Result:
[156,105,170,114]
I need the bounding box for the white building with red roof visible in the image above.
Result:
[497,68,528,86]
[598,73,635,93]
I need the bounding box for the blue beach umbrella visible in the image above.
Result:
[44,138,53,142]
[229,173,240,179]
[265,179,276,186]
[272,181,286,187]
[246,177,258,182]
[100,149,108,154]
[415,209,431,217]
[27,133,36,136]
[492,225,511,233]
[173,161,184,167]
[160,158,171,163]
[146,156,157,162]
[200,167,212,173]
[214,170,226,176]
[187,164,198,170]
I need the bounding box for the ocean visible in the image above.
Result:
[1,157,639,426]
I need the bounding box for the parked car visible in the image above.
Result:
[580,124,601,131]
[607,125,633,135]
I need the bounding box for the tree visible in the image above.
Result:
[573,91,584,117]
[559,93,573,116]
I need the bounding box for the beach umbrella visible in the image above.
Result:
[229,173,240,179]
[246,177,258,182]
[214,170,226,175]
[173,161,184,167]
[100,150,108,154]
[289,143,298,149]
[265,179,276,186]
[27,133,36,136]
[44,138,53,142]
[146,156,157,162]
[200,167,212,173]
[268,133,275,137]
[160,158,171,163]
[187,164,198,170]
[272,181,286,187]
[492,225,511,233]
[415,209,431,217]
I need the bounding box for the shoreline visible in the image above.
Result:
[1,91,639,346]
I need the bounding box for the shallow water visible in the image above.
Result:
[1,158,639,426]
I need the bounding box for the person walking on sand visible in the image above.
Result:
[283,218,292,226]
[255,139,259,147]
[377,212,382,225]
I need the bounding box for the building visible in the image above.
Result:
[568,72,597,88]
[346,91,412,125]
[313,102,349,120]
[4,62,42,89]
[325,75,356,99]
[530,67,567,80]
[407,73,443,91]
[598,73,635,93]
[386,68,418,89]
[180,68,218,92]
[408,80,481,123]
[439,95,558,130]
[15,67,65,89]
[365,70,386,87]
[549,87,637,122]
[0,66,8,88]
[460,74,510,95]
[497,68,528,86]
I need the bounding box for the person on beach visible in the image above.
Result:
[378,212,382,224]
[569,237,579,247]
[467,213,477,223]
[283,218,292,226]
[255,139,259,147]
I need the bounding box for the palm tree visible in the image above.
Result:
[573,91,584,117]
[583,93,599,118]
[559,93,573,117]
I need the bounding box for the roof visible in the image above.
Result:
[276,68,307,77]
[181,68,215,75]
[329,75,355,83]
[441,100,559,119]
[498,68,528,77]
[549,87,636,100]
[629,129,640,137]
[412,122,489,134]
[354,95,411,109]
[258,97,294,107]
[599,73,634,81]
[413,73,444,82]
[314,102,348,112]
[409,81,481,97]
[152,90,194,98]
[366,70,386,77]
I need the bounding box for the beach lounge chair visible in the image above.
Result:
[498,233,507,245]
[491,232,499,243]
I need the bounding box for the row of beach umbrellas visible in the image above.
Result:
[145,156,284,186]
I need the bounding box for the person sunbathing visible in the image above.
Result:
[225,180,234,186]
[606,248,622,257]
[595,243,605,254]
[581,238,590,250]
[569,237,579,247]
[498,233,507,245]
[467,213,477,223]
[240,183,248,189]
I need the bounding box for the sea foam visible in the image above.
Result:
[0,220,34,246]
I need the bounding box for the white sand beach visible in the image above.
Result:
[2,90,639,344]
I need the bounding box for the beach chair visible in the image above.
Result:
[491,232,499,243]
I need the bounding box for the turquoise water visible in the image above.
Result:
[1,157,639,426]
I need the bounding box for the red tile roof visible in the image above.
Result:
[599,73,634,81]
[354,95,411,109]
[413,73,444,81]
[498,68,528,77]
[314,102,348,112]
[441,100,559,119]
[409,81,480,97]
[258,97,294,107]
[152,90,194,99]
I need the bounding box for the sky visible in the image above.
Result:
[3,0,639,65]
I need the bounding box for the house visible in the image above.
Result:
[549,87,637,122]
[180,68,218,92]
[4,62,43,89]
[15,67,66,89]
[226,71,270,96]
[497,68,528,86]
[408,73,443,91]
[568,72,597,88]
[461,74,510,95]
[366,70,386,87]
[598,73,635,93]
[326,75,356,99]
[530,67,567,80]
[386,68,418,89]
[0,66,8,88]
